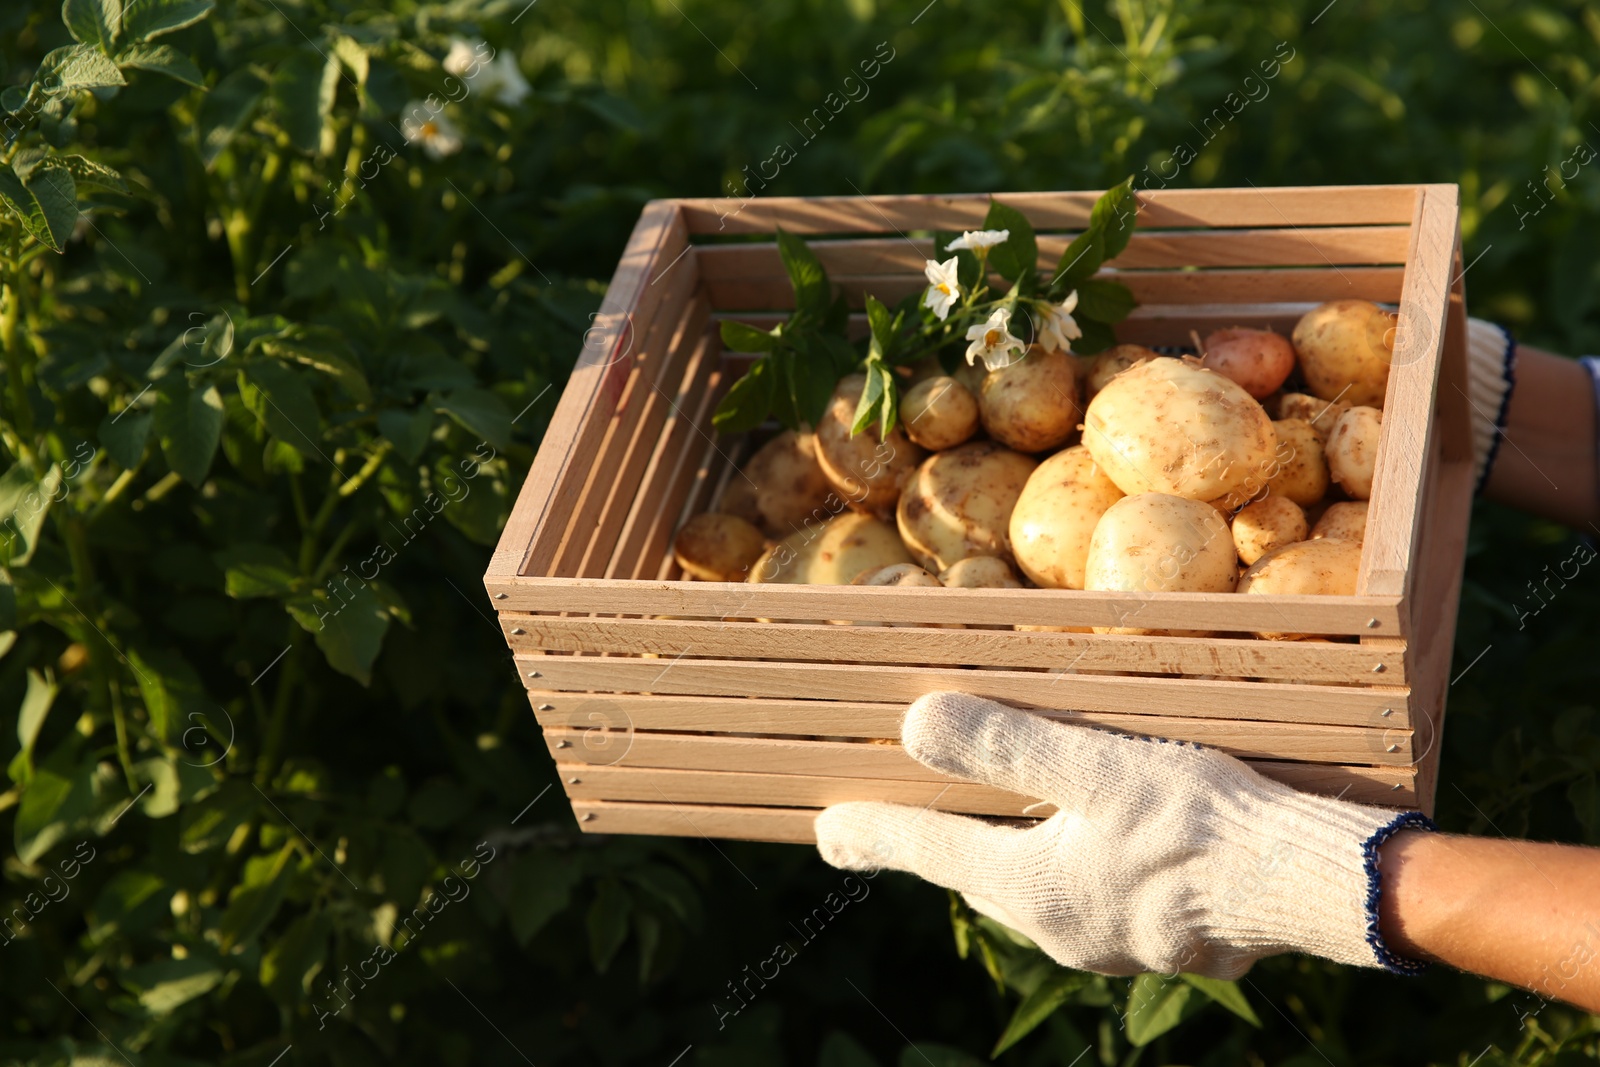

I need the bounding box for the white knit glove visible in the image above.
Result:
[815,692,1433,979]
[1465,315,1517,490]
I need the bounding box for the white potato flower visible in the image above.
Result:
[946,229,1010,253]
[1036,291,1083,353]
[964,307,1028,371]
[922,256,962,320]
[401,102,464,159]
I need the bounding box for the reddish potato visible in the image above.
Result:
[1200,327,1297,399]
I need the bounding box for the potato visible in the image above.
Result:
[1086,344,1162,401]
[952,359,988,397]
[1325,406,1383,499]
[1276,392,1350,444]
[1231,496,1308,566]
[723,430,836,537]
[1084,493,1237,634]
[979,348,1081,453]
[815,374,925,517]
[852,563,942,587]
[1291,299,1398,407]
[1311,501,1369,542]
[1264,418,1330,506]
[897,442,1038,572]
[673,513,767,581]
[939,556,1022,588]
[747,511,911,585]
[1009,445,1124,589]
[1237,538,1364,639]
[1200,327,1296,399]
[1083,357,1277,501]
[901,376,980,451]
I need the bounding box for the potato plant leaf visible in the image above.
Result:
[117,41,205,88]
[1179,973,1262,1027]
[983,199,1038,293]
[0,161,78,252]
[154,378,224,485]
[1074,277,1137,323]
[990,970,1087,1057]
[121,0,215,42]
[1091,175,1140,261]
[776,225,831,323]
[286,585,391,686]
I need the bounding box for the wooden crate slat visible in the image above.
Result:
[571,799,820,843]
[1359,184,1458,598]
[520,656,1411,728]
[531,692,1417,765]
[542,727,1415,794]
[604,329,726,579]
[721,302,1327,348]
[487,577,1405,635]
[618,360,733,581]
[702,267,1407,313]
[503,614,1405,685]
[694,226,1412,281]
[491,201,689,579]
[556,284,708,578]
[675,186,1422,235]
[560,763,1042,817]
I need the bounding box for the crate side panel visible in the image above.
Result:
[491,202,689,580]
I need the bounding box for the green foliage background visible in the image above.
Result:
[0,0,1597,1064]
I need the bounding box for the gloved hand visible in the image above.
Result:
[815,692,1433,979]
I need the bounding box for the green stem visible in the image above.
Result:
[311,520,360,584]
[88,465,141,524]
[109,679,138,794]
[2,232,37,468]
[308,441,391,542]
[254,628,304,787]
[143,470,183,503]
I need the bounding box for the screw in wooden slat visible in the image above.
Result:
[527,670,541,678]
[1371,663,1386,673]
[1366,618,1380,628]
[567,777,581,785]
[556,740,571,748]
[1381,708,1393,717]
[537,703,554,711]
[1386,744,1399,752]
[1390,783,1402,791]
[510,627,525,635]
[493,593,507,600]
[581,812,595,822]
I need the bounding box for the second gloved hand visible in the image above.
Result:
[815,692,1432,979]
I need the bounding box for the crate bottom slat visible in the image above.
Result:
[572,799,821,843]
[530,692,1416,765]
[559,763,1039,816]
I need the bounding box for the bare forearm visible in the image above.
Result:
[1481,345,1598,528]
[1378,830,1600,1010]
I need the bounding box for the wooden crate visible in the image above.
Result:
[484,185,1473,845]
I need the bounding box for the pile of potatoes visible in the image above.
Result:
[673,298,1397,639]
